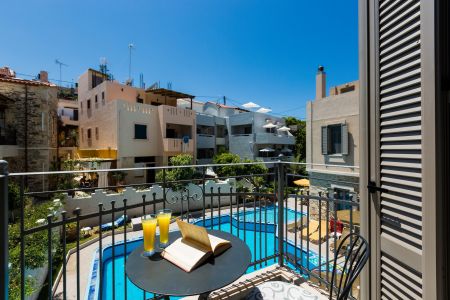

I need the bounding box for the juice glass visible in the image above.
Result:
[141,214,157,256]
[157,209,172,247]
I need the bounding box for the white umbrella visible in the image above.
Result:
[281,148,293,153]
[242,102,260,109]
[259,148,275,152]
[277,126,291,132]
[263,122,277,128]
[256,107,272,113]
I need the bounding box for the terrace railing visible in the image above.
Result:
[0,160,361,300]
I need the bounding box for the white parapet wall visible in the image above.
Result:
[64,179,237,227]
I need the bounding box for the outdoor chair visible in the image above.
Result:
[328,233,370,300]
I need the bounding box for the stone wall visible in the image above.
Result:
[307,171,359,220]
[0,81,58,191]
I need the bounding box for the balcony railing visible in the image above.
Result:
[163,138,194,153]
[1,161,362,299]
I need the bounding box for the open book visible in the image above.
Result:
[161,220,232,272]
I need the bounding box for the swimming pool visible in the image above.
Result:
[233,205,302,224]
[92,207,322,300]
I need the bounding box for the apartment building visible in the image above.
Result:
[57,86,79,161]
[181,99,295,165]
[0,67,58,190]
[180,100,242,164]
[306,66,359,202]
[77,69,196,183]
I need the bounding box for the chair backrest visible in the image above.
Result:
[329,232,370,300]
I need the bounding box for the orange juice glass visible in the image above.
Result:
[141,214,157,256]
[157,209,172,247]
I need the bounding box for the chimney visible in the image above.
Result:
[38,71,49,82]
[315,66,326,100]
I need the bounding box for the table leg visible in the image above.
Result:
[198,292,210,300]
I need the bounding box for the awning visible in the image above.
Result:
[263,123,277,128]
[277,126,291,132]
[256,107,271,113]
[259,148,275,152]
[242,102,260,109]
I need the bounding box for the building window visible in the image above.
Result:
[87,128,91,139]
[134,124,147,139]
[137,96,143,103]
[102,91,105,105]
[41,112,46,131]
[95,95,98,103]
[231,124,252,135]
[321,124,348,155]
[95,127,99,140]
[334,188,353,211]
[81,128,84,142]
[80,101,83,113]
[0,109,5,138]
[87,99,91,109]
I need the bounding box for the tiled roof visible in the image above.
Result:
[0,76,56,87]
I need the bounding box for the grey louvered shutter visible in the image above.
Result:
[341,124,348,155]
[321,126,328,155]
[376,0,423,298]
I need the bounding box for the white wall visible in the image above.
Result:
[64,179,237,227]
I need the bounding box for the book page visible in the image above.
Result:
[177,220,212,251]
[162,238,209,272]
[208,234,231,255]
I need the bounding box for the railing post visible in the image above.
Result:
[276,162,284,267]
[0,160,9,300]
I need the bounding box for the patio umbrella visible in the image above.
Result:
[256,107,272,113]
[262,122,277,128]
[242,102,260,109]
[293,178,310,187]
[281,148,293,153]
[259,147,275,152]
[277,126,291,132]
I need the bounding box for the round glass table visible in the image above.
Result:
[126,229,251,299]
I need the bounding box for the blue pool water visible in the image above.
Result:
[234,205,302,224]
[99,207,321,300]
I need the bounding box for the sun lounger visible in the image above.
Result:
[300,220,319,239]
[101,214,128,231]
[309,221,329,243]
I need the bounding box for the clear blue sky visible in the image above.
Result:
[0,0,358,119]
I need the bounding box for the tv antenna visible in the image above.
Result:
[128,43,135,84]
[55,59,68,86]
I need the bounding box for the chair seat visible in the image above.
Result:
[246,281,319,300]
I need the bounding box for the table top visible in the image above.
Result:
[125,229,252,296]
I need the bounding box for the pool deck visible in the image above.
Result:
[53,197,334,299]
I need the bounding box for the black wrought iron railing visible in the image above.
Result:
[0,161,361,300]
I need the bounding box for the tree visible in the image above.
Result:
[284,116,306,162]
[213,153,268,189]
[156,154,196,190]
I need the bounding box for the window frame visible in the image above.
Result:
[134,123,148,140]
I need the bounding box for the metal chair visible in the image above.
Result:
[329,232,370,300]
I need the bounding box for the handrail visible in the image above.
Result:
[9,161,359,176]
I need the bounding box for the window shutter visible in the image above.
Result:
[341,123,348,155]
[321,126,328,155]
[372,0,424,298]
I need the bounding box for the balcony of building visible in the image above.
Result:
[255,131,295,145]
[3,161,366,300]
